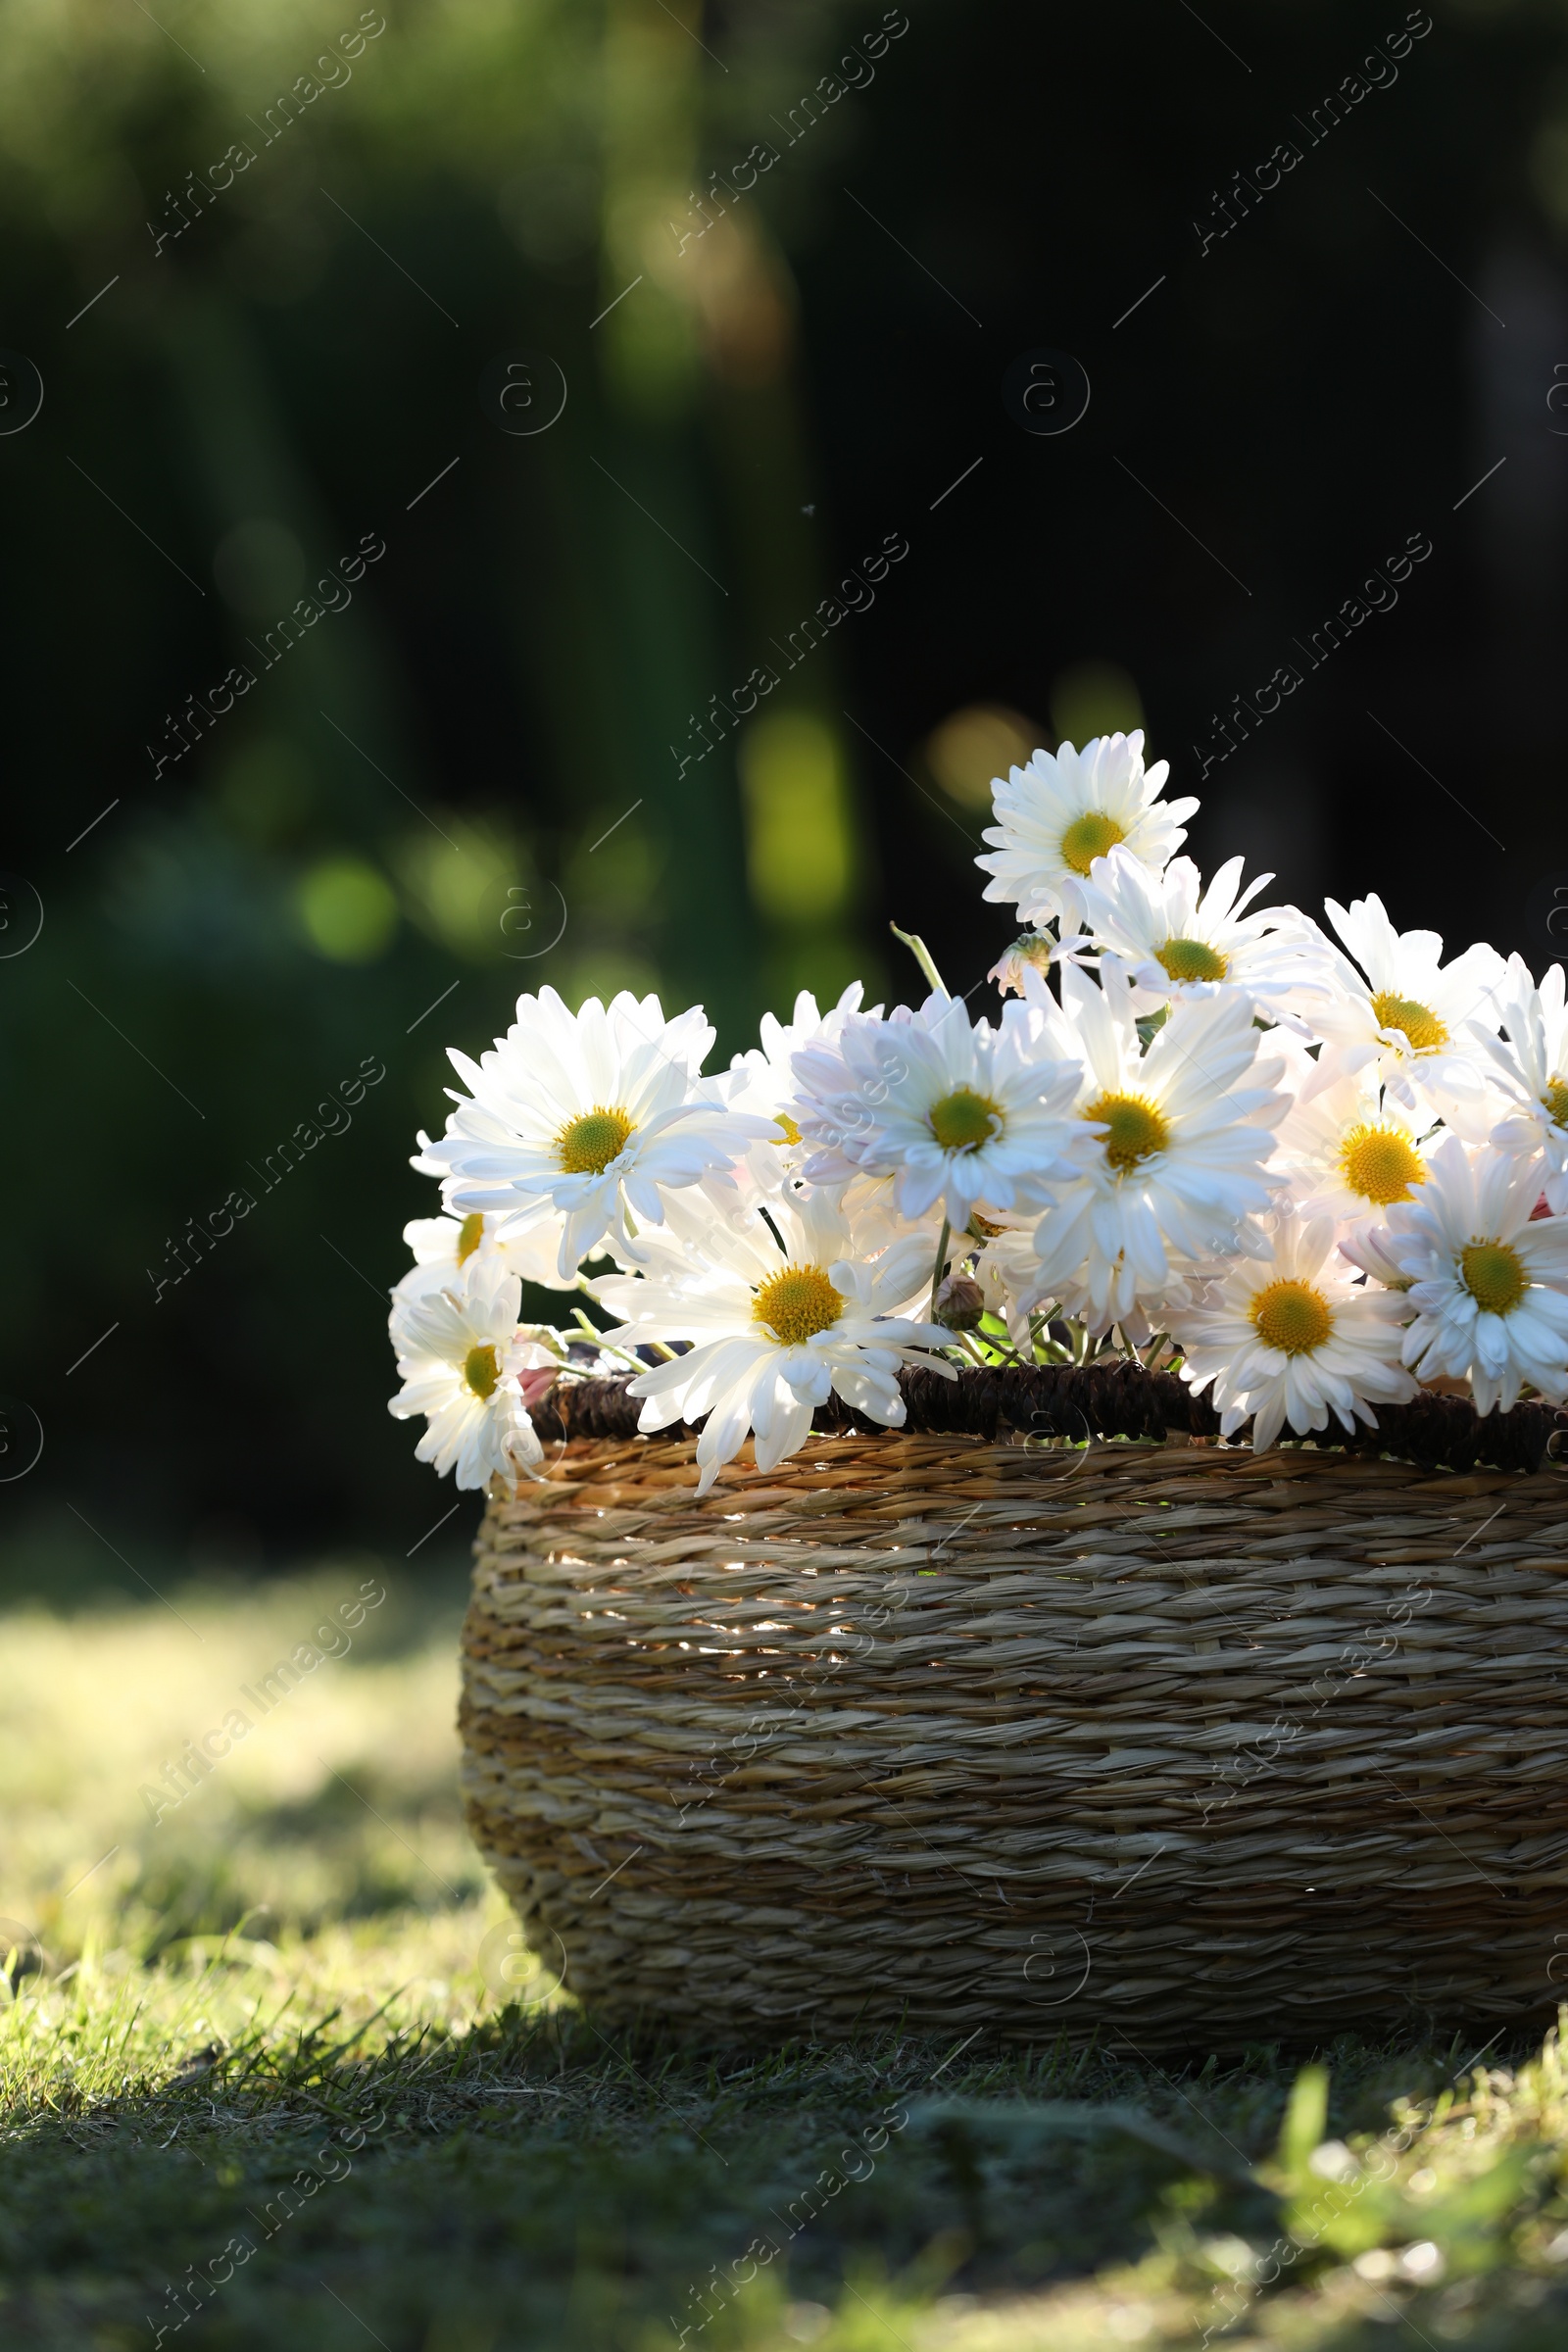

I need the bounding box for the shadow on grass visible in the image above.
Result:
[4,1990,1546,2352]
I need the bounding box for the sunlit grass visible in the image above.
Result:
[0,1563,482,1970]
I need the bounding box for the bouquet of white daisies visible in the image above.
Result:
[387,729,1568,1495]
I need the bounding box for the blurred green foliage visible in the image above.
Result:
[0,0,887,1556]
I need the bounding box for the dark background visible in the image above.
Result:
[2,0,1565,1577]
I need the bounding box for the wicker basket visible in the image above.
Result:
[459,1396,1568,2050]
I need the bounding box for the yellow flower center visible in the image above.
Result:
[1370,991,1448,1054]
[1081,1089,1171,1170]
[457,1211,486,1263]
[1154,936,1229,984]
[1460,1240,1527,1317]
[1542,1077,1568,1129]
[927,1086,1002,1153]
[554,1104,636,1175]
[1338,1123,1426,1207]
[773,1111,803,1146]
[752,1263,845,1348]
[464,1343,501,1399]
[1058,810,1127,876]
[1250,1279,1335,1355]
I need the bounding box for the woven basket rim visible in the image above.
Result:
[528,1359,1567,1479]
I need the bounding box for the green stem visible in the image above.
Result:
[889,921,948,997]
[569,1307,645,1371]
[928,1216,952,1326]
[981,1327,1029,1368]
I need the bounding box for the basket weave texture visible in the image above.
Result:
[459,1427,1568,2049]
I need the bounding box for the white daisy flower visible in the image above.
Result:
[394,1208,564,1298]
[1077,848,1333,1028]
[403,1210,489,1275]
[975,730,1200,933]
[720,982,867,1139]
[1474,956,1568,1212]
[595,1183,953,1494]
[416,986,773,1282]
[1014,961,1286,1332]
[1336,1218,1417,1294]
[988,927,1094,998]
[387,1251,555,1488]
[1382,1136,1568,1413]
[1171,1212,1417,1451]
[789,990,1086,1226]
[652,990,929,1256]
[1303,895,1504,1113]
[1267,1032,1437,1230]
[412,1109,578,1284]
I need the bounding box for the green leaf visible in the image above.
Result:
[1279,2065,1330,2178]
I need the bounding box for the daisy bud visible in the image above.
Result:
[933,1273,985,1330]
[990,933,1056,997]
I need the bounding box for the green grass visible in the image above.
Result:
[6,1565,1568,2349]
